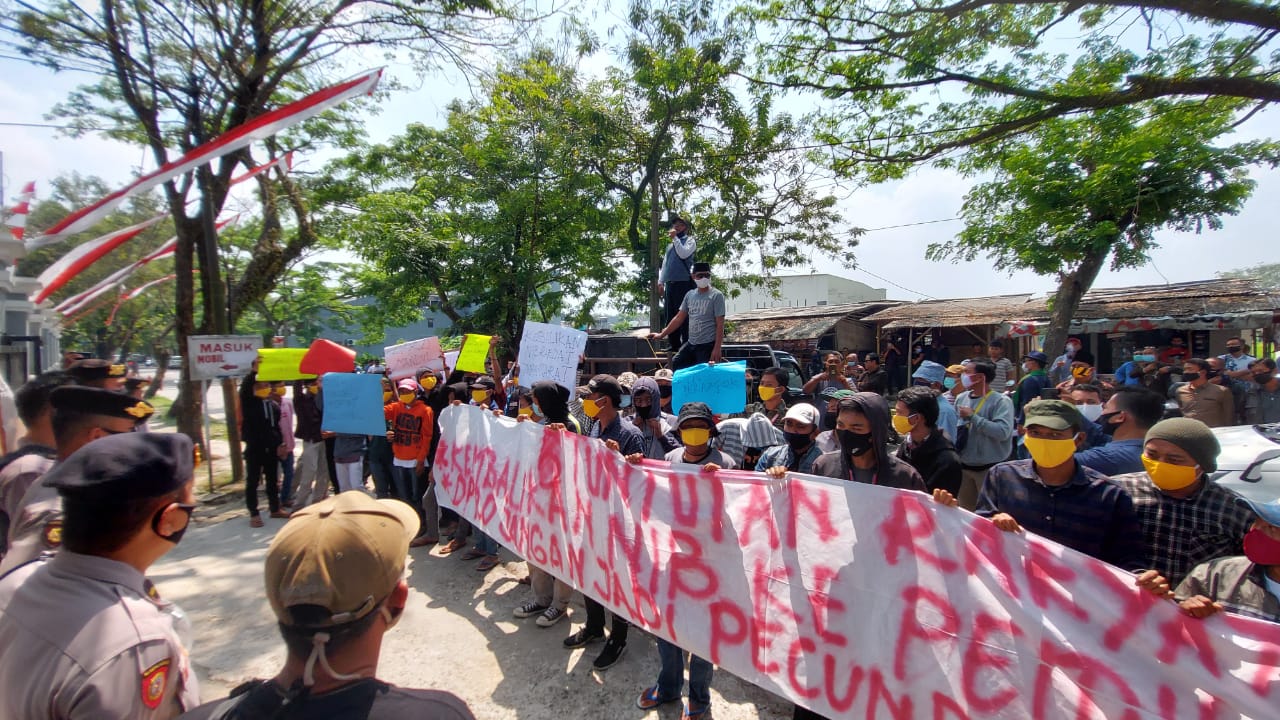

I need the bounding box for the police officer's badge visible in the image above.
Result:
[141,658,170,709]
[42,520,62,548]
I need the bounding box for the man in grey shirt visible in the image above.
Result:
[954,360,1015,510]
[650,261,725,370]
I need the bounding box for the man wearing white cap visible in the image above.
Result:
[179,493,474,718]
[757,404,823,476]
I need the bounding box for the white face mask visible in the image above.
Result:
[1077,404,1103,422]
[961,373,977,390]
[694,277,711,289]
[1020,362,1031,373]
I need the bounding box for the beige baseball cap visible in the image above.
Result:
[264,492,419,628]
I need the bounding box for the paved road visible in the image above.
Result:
[158,508,792,719]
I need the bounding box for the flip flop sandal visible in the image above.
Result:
[476,556,500,571]
[636,686,678,710]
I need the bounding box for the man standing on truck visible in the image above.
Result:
[650,261,725,371]
[656,216,697,353]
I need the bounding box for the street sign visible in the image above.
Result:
[187,334,263,381]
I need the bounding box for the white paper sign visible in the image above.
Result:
[443,350,460,374]
[384,336,443,380]
[517,321,587,397]
[187,335,263,380]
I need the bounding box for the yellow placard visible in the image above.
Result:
[454,334,492,373]
[256,348,317,382]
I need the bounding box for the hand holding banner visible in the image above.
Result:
[384,337,444,380]
[671,361,747,414]
[455,334,492,373]
[318,373,386,435]
[518,321,587,397]
[433,406,1280,720]
[256,349,315,382]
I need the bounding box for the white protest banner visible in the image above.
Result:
[384,336,444,380]
[518,321,587,397]
[434,405,1280,720]
[187,335,263,381]
[444,350,460,373]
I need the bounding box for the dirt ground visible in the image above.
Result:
[156,502,796,719]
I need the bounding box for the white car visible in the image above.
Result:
[1210,423,1280,504]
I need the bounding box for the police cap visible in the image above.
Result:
[45,432,194,499]
[51,386,155,424]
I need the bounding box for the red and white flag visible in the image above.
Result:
[31,69,381,246]
[105,274,178,326]
[4,181,35,241]
[54,214,236,314]
[231,151,294,185]
[33,214,169,304]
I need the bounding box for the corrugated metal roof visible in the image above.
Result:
[861,294,1039,329]
[1064,278,1280,319]
[725,301,904,342]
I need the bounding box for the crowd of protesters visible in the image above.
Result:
[0,235,1278,717]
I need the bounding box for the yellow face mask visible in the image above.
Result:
[272,386,286,397]
[1142,455,1200,491]
[307,383,319,394]
[581,398,602,418]
[1072,366,1093,381]
[253,388,271,399]
[518,407,533,417]
[420,376,438,391]
[1023,435,1078,468]
[758,385,777,402]
[383,391,393,403]
[681,427,711,447]
[471,390,489,404]
[891,413,915,435]
[398,393,416,405]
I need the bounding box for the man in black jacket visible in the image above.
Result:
[894,386,962,496]
[812,392,926,492]
[240,372,287,527]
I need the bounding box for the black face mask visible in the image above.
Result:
[658,385,672,399]
[1181,372,1200,382]
[1097,411,1122,435]
[1255,374,1273,385]
[743,449,763,469]
[153,503,195,545]
[784,431,812,452]
[821,414,837,430]
[837,429,873,457]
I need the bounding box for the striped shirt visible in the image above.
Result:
[976,460,1146,570]
[1109,473,1255,587]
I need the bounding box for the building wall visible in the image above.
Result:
[306,298,457,359]
[724,274,886,315]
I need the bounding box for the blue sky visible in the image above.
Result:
[1,23,1275,304]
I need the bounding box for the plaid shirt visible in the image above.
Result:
[1109,473,1255,587]
[976,460,1146,570]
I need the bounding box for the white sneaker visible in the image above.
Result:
[536,605,567,627]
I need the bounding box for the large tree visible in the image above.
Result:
[582,0,855,324]
[753,0,1280,168]
[2,0,515,450]
[931,99,1279,354]
[329,49,620,353]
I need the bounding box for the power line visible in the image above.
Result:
[852,266,935,300]
[857,217,960,233]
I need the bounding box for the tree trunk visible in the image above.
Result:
[1042,244,1111,357]
[171,216,204,442]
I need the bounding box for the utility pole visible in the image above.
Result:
[648,170,661,332]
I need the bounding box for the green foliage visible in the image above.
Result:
[1219,263,1280,290]
[587,0,856,314]
[326,50,620,351]
[752,0,1280,173]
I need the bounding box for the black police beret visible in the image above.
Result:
[51,386,154,422]
[67,359,127,382]
[45,433,194,499]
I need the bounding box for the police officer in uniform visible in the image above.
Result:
[66,358,129,392]
[0,432,200,718]
[0,387,154,575]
